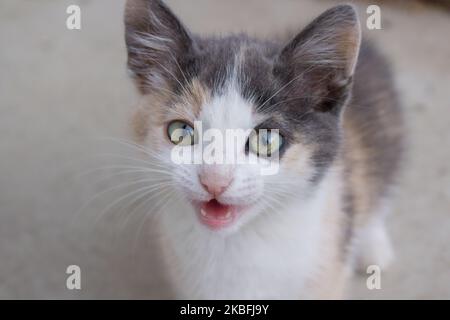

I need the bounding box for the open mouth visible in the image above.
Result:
[196,199,238,230]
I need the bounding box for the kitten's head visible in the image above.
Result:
[124,0,361,233]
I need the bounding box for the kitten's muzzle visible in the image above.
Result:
[199,165,233,197]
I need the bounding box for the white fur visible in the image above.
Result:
[144,79,345,298]
[353,204,394,273]
[159,169,341,299]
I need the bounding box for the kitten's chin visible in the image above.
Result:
[191,199,247,231]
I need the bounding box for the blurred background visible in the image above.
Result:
[0,0,449,299]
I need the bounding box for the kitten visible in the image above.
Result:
[124,0,403,299]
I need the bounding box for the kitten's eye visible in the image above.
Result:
[248,129,283,157]
[167,120,196,146]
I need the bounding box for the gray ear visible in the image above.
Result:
[125,0,194,93]
[274,5,361,113]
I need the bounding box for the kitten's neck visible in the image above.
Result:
[157,167,344,299]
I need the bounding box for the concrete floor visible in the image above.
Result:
[0,0,449,299]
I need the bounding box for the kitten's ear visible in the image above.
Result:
[125,0,194,94]
[274,5,361,114]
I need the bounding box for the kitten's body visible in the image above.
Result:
[124,1,403,299]
[156,42,401,299]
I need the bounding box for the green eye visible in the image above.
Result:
[248,129,283,157]
[167,120,196,146]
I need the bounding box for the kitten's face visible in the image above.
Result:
[125,0,361,233]
[134,74,315,233]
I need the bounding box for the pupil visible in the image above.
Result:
[262,132,271,146]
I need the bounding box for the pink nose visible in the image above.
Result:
[199,173,233,197]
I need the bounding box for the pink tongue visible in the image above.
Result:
[202,199,230,218]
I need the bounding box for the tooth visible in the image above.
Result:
[200,209,207,217]
[225,211,231,219]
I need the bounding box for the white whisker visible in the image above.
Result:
[92,181,174,226]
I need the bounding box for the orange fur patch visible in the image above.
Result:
[131,78,211,147]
